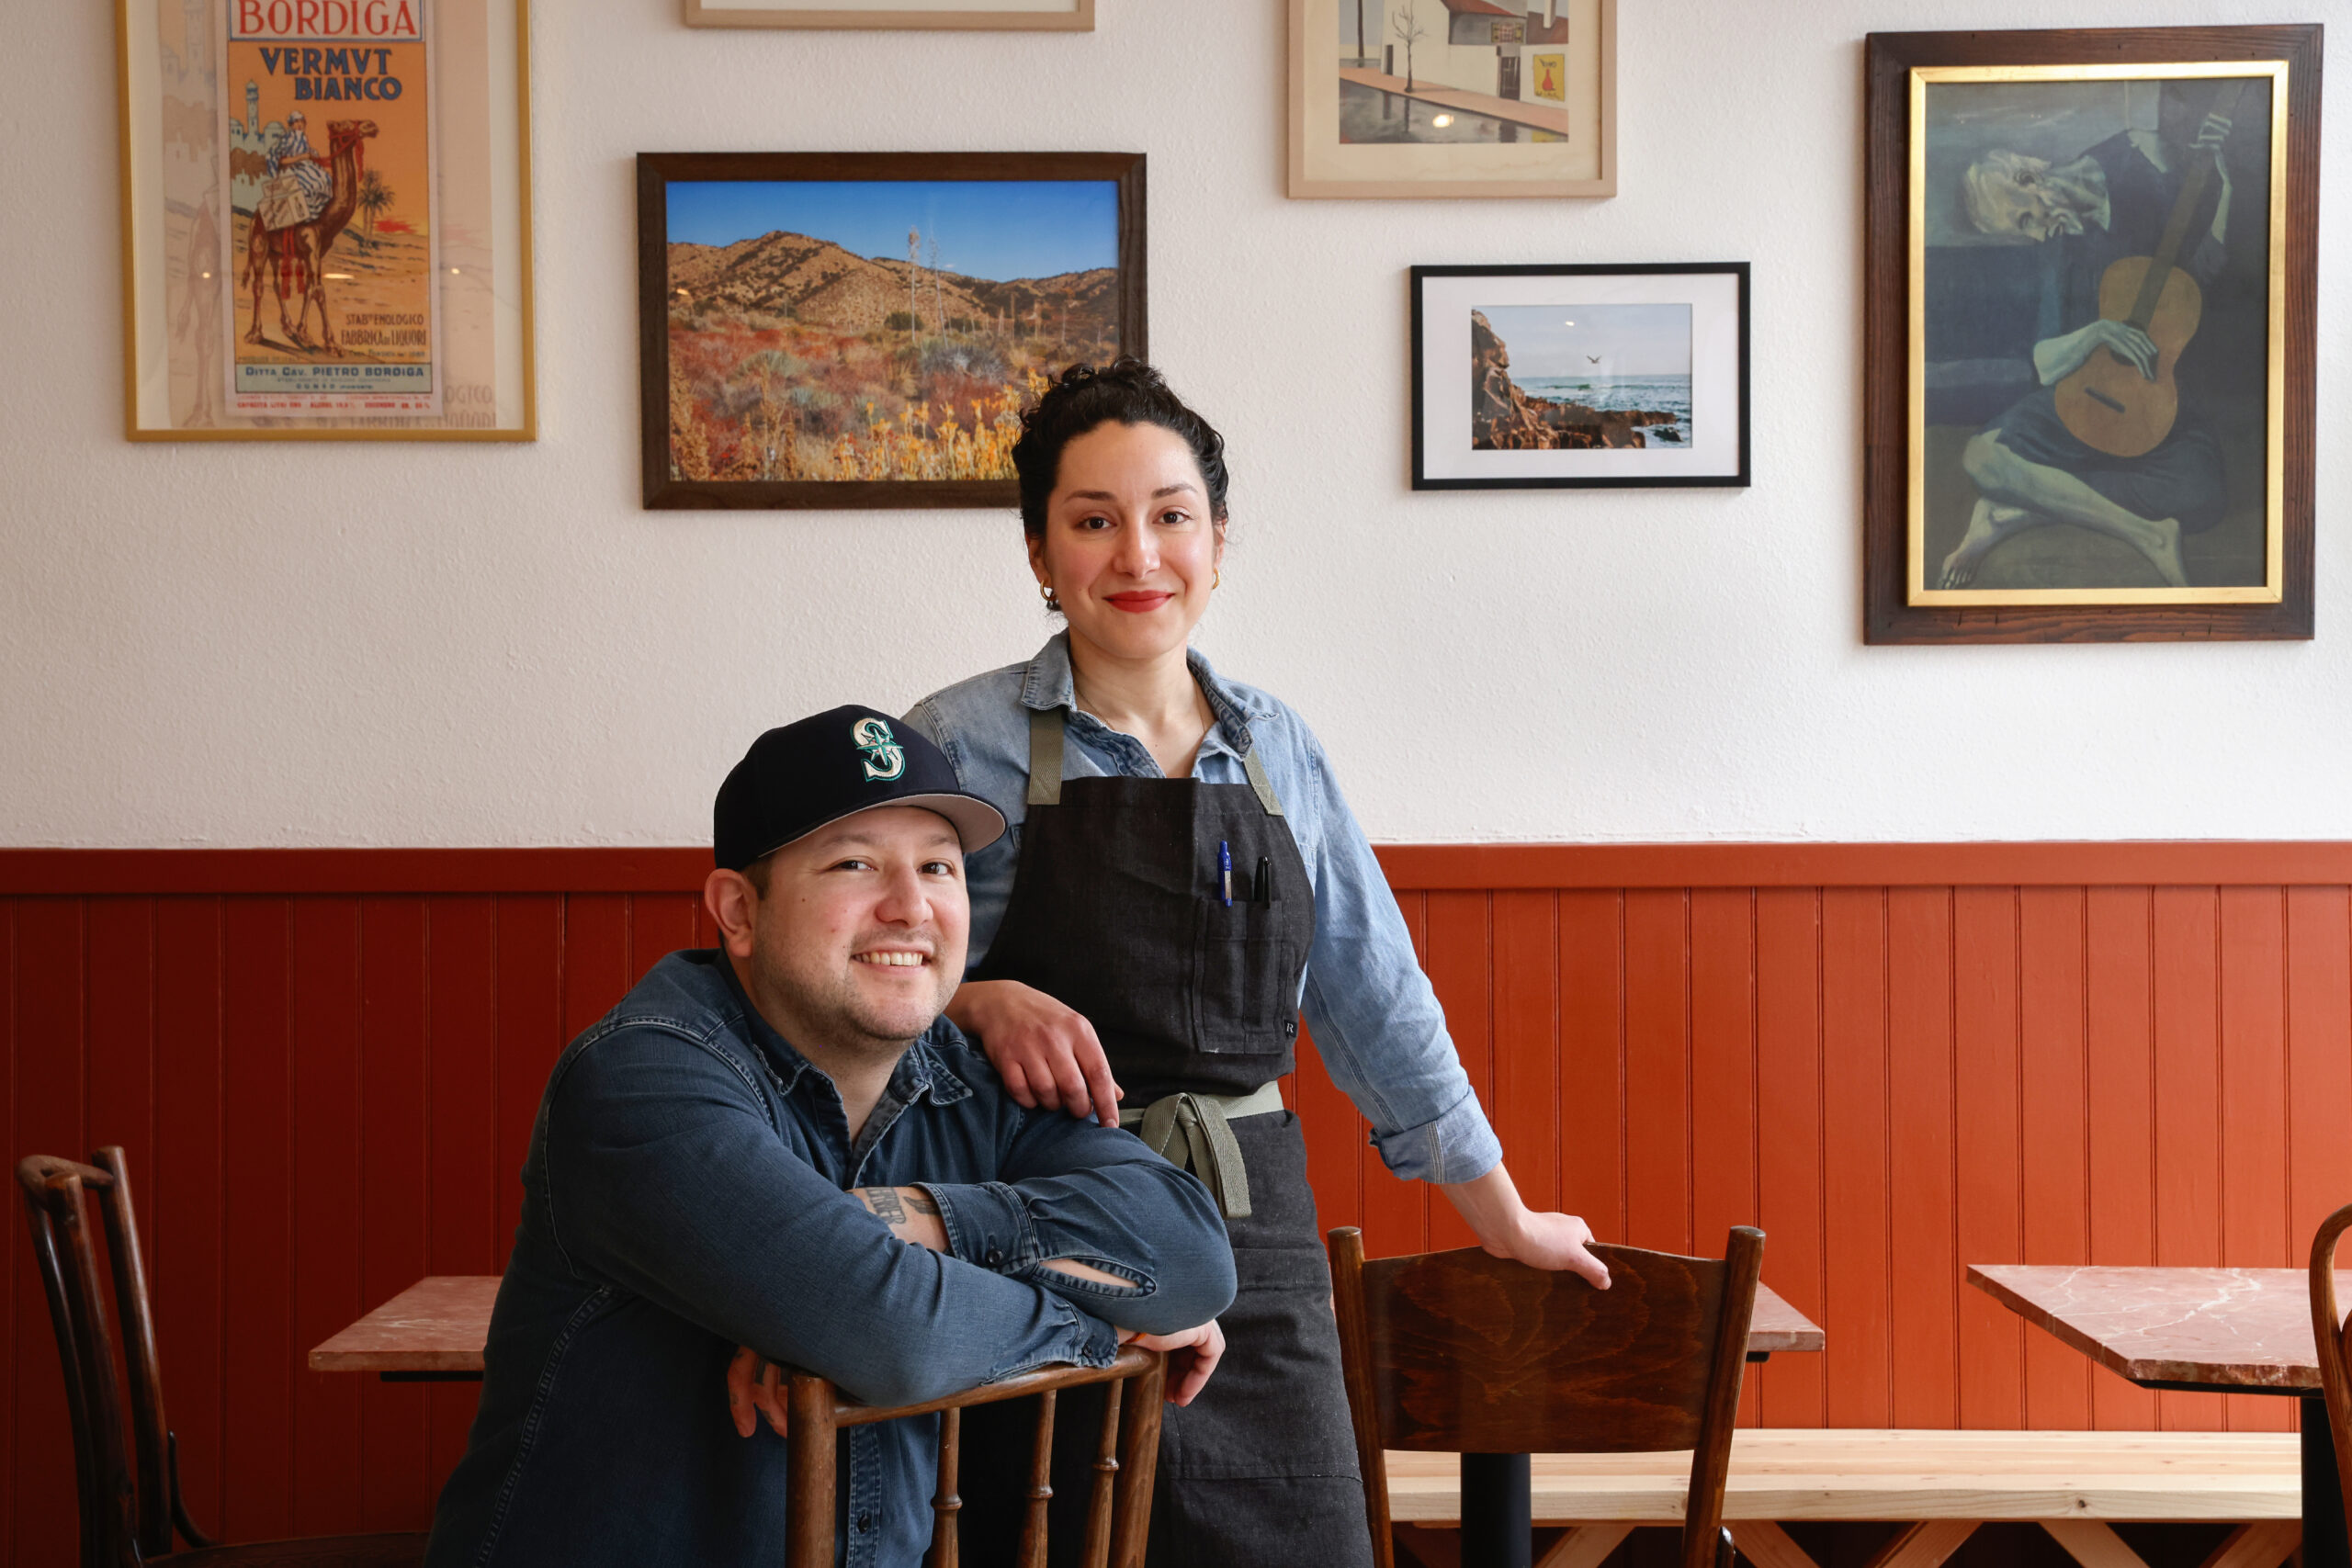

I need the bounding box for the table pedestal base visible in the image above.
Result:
[1461,1452,1532,1568]
[2305,1393,2349,1568]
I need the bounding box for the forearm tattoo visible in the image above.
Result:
[903,1189,939,1216]
[858,1187,908,1225]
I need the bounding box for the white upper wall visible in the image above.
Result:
[3,0,2346,849]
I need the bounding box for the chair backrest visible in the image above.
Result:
[17,1148,201,1568]
[1329,1225,1764,1568]
[2311,1205,2352,1515]
[784,1345,1166,1568]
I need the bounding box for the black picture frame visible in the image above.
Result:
[638,151,1146,510]
[1410,263,1750,491]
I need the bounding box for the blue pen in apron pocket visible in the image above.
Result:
[1218,839,1233,907]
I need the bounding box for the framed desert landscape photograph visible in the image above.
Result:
[636,152,1144,509]
[115,0,536,440]
[1863,25,2321,643]
[1412,264,1747,490]
[1288,0,1615,198]
[681,0,1091,28]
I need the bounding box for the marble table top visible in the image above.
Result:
[1969,1264,2352,1391]
[311,1275,1826,1373]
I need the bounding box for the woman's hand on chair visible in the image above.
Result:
[1439,1165,1612,1290]
[1118,1319,1225,1407]
[947,979,1124,1125]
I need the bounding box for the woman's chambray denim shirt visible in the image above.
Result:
[906,634,1504,1186]
[424,949,1234,1568]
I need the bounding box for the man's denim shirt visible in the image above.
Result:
[906,634,1504,1186]
[424,949,1235,1568]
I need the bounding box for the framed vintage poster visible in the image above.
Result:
[1288,0,1615,199]
[1863,25,2321,643]
[115,0,535,440]
[683,0,1091,28]
[1412,264,1747,490]
[638,152,1145,510]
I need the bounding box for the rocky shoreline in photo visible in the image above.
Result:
[1471,310,1681,450]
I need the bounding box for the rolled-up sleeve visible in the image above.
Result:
[541,1026,1115,1410]
[1295,736,1504,1186]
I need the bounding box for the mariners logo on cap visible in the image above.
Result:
[852,716,907,783]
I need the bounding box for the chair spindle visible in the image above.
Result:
[925,1405,963,1568]
[1081,1377,1125,1568]
[1017,1389,1058,1568]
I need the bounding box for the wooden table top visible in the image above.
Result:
[311,1276,1826,1373]
[1969,1264,2350,1391]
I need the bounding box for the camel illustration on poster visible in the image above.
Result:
[218,0,441,416]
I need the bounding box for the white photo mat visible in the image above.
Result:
[1413,266,1747,487]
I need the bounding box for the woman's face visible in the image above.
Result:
[1030,421,1223,668]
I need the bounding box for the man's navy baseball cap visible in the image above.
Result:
[713,705,1006,872]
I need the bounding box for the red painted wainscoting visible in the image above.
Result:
[3,843,2351,1563]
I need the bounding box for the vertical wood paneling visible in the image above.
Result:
[2286,888,2352,1263]
[1820,889,1890,1429]
[1886,888,1955,1430]
[2152,887,2226,1431]
[10,899,81,1568]
[219,897,293,1542]
[1624,891,1690,1255]
[1421,892,1489,1253]
[1753,889,1826,1428]
[2217,888,2292,1433]
[358,900,429,1529]
[1558,892,1624,1247]
[1491,892,1560,1215]
[10,851,2352,1565]
[288,898,361,1538]
[2018,888,2091,1432]
[2085,886,2159,1431]
[152,897,226,1527]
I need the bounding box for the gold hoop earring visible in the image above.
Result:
[1213,569,1222,590]
[1039,581,1060,613]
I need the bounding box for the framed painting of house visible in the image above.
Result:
[637,151,1145,510]
[115,0,537,440]
[681,0,1091,28]
[1288,0,1614,198]
[1862,24,2321,643]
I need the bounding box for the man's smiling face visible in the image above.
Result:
[741,805,969,1054]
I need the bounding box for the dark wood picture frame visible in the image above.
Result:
[638,151,1145,510]
[1863,25,2321,644]
[1410,263,1750,491]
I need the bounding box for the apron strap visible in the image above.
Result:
[1028,705,1288,816]
[1026,706,1067,807]
[1131,1092,1253,1219]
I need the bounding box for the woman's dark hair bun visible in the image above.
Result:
[1011,358,1229,541]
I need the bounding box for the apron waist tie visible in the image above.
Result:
[1120,1082,1284,1219]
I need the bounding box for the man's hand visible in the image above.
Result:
[728,1346,789,1438]
[1439,1166,1611,1291]
[727,1317,1227,1438]
[947,979,1123,1124]
[2037,318,2157,384]
[1119,1319,1226,1407]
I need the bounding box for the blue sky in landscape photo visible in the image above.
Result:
[1482,303,1692,378]
[666,180,1119,283]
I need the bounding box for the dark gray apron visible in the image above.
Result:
[958,708,1375,1568]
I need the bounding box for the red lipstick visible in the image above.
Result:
[1104,592,1174,613]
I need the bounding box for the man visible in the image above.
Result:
[424,706,1235,1568]
[261,108,332,227]
[1939,95,2242,589]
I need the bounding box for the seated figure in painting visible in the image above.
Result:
[423,707,1234,1568]
[1937,97,2243,589]
[260,108,334,228]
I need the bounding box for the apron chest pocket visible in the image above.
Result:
[1193,901,1303,1055]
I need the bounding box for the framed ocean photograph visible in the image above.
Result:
[1288,0,1614,198]
[1411,264,1747,490]
[636,152,1144,509]
[115,0,537,440]
[681,0,1091,28]
[1863,25,2321,644]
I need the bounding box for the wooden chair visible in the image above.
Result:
[1329,1225,1765,1568]
[783,1347,1167,1568]
[17,1148,427,1568]
[2311,1203,2352,1526]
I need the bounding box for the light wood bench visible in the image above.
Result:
[1385,1429,2301,1568]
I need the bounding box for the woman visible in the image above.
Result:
[908,361,1610,1567]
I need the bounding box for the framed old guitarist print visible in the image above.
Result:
[1863,25,2321,643]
